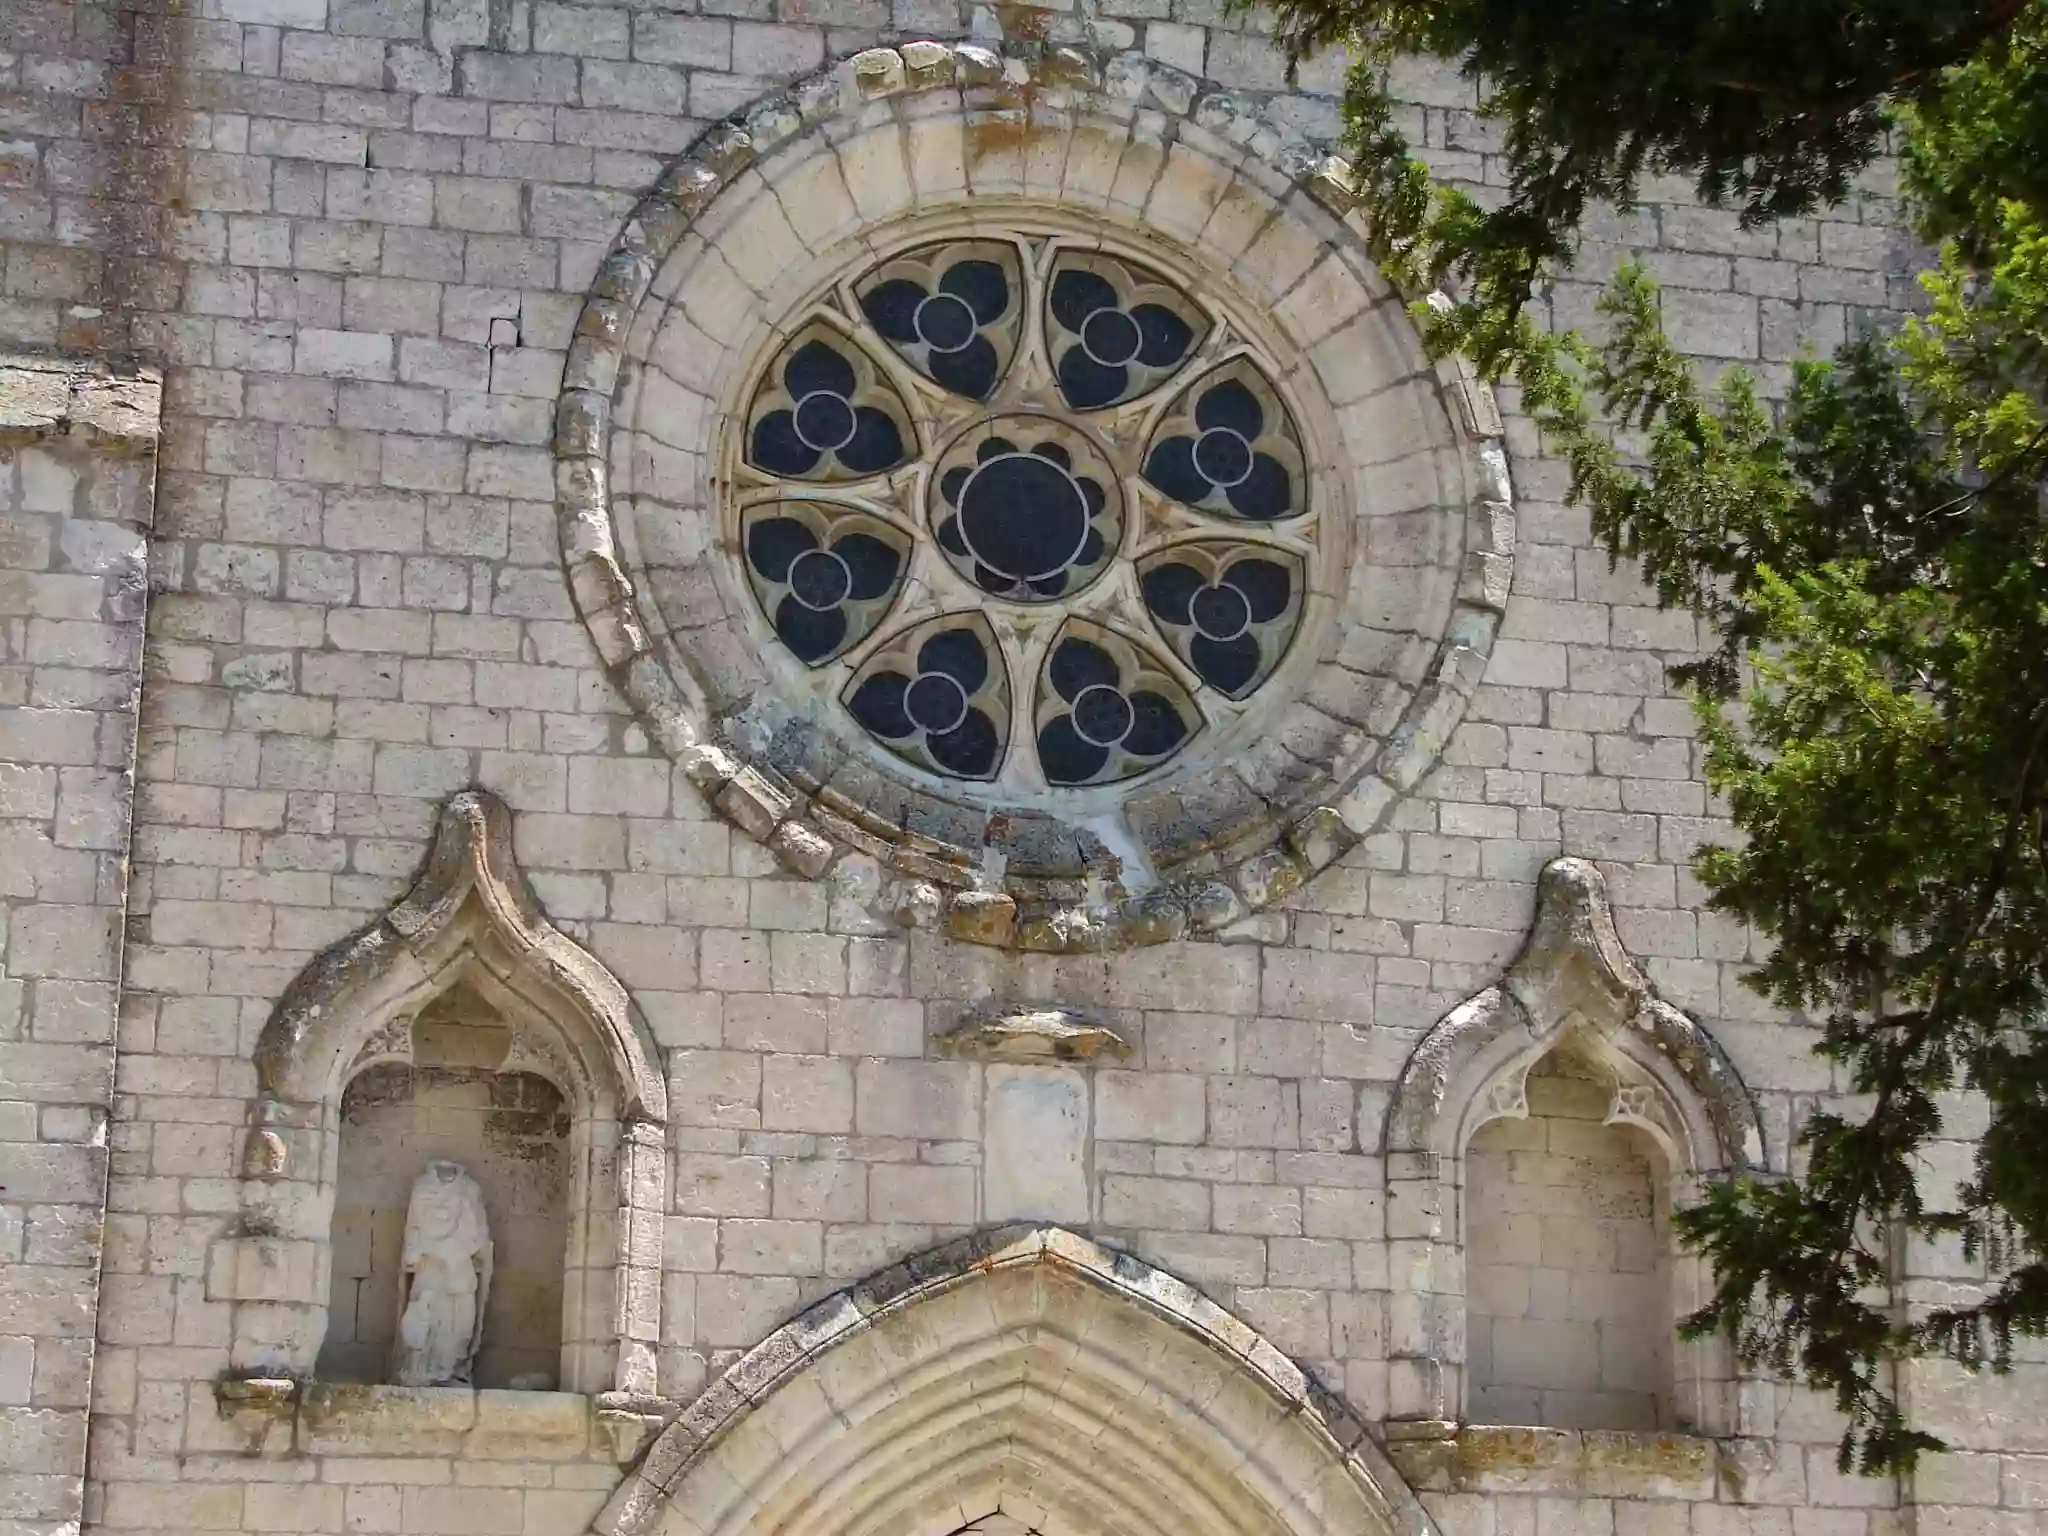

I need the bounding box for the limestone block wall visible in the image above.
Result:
[0,0,2030,1532]
[0,358,159,1536]
[1465,1051,1673,1433]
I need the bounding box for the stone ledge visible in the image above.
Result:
[932,1008,1133,1063]
[1385,1424,1721,1500]
[0,352,161,450]
[211,1380,654,1463]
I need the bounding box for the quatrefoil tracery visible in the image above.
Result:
[727,231,1321,793]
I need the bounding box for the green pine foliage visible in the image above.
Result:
[1263,0,2048,1472]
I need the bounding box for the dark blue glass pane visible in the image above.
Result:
[975,563,1012,593]
[1077,475,1106,516]
[927,707,1000,777]
[838,408,904,475]
[959,454,1087,580]
[928,333,999,399]
[940,259,1009,324]
[788,549,851,609]
[1073,685,1133,745]
[1076,527,1105,567]
[1141,562,1202,625]
[1194,378,1263,437]
[783,339,856,399]
[751,411,820,476]
[833,532,900,600]
[1134,303,1194,367]
[1194,429,1253,487]
[937,515,969,557]
[940,466,970,505]
[1191,633,1260,695]
[1051,268,1117,330]
[1038,714,1109,785]
[1081,308,1141,366]
[1057,346,1127,409]
[1224,557,1292,621]
[774,594,847,663]
[1142,436,1208,505]
[976,437,1016,463]
[861,278,925,342]
[906,672,968,733]
[1026,572,1067,597]
[917,628,988,691]
[1191,583,1250,639]
[1226,453,1292,520]
[746,516,817,581]
[915,293,977,351]
[1048,636,1118,702]
[849,671,913,738]
[1124,690,1189,755]
[793,392,855,451]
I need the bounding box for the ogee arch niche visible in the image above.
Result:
[594,1227,1437,1536]
[1382,857,1765,1434]
[227,790,669,1398]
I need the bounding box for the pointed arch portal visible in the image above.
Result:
[594,1227,1436,1536]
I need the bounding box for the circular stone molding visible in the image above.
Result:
[554,40,1517,951]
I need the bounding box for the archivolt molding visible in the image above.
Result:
[1385,856,1763,1175]
[552,40,1517,953]
[593,1225,1437,1536]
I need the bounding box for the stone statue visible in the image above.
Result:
[391,1160,493,1387]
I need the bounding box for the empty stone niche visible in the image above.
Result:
[317,984,570,1389]
[1464,1040,1675,1431]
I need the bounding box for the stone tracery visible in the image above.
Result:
[729,232,1318,792]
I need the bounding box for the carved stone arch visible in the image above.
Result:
[224,790,667,1397]
[1380,857,1763,1434]
[1385,858,1761,1174]
[592,1226,1438,1536]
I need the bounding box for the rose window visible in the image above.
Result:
[728,232,1320,793]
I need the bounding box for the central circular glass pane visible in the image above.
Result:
[788,548,851,610]
[1082,307,1141,366]
[959,453,1090,579]
[1193,427,1253,487]
[906,671,969,733]
[915,293,977,352]
[1072,683,1134,745]
[1191,582,1250,639]
[794,391,856,451]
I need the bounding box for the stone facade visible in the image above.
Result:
[0,356,158,1536]
[0,2,2036,1536]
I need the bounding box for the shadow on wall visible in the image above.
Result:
[317,984,570,1390]
[1466,1040,1676,1431]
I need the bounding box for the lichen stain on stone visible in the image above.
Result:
[994,4,1051,42]
[965,111,1032,165]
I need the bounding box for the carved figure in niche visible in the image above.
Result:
[391,1160,493,1386]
